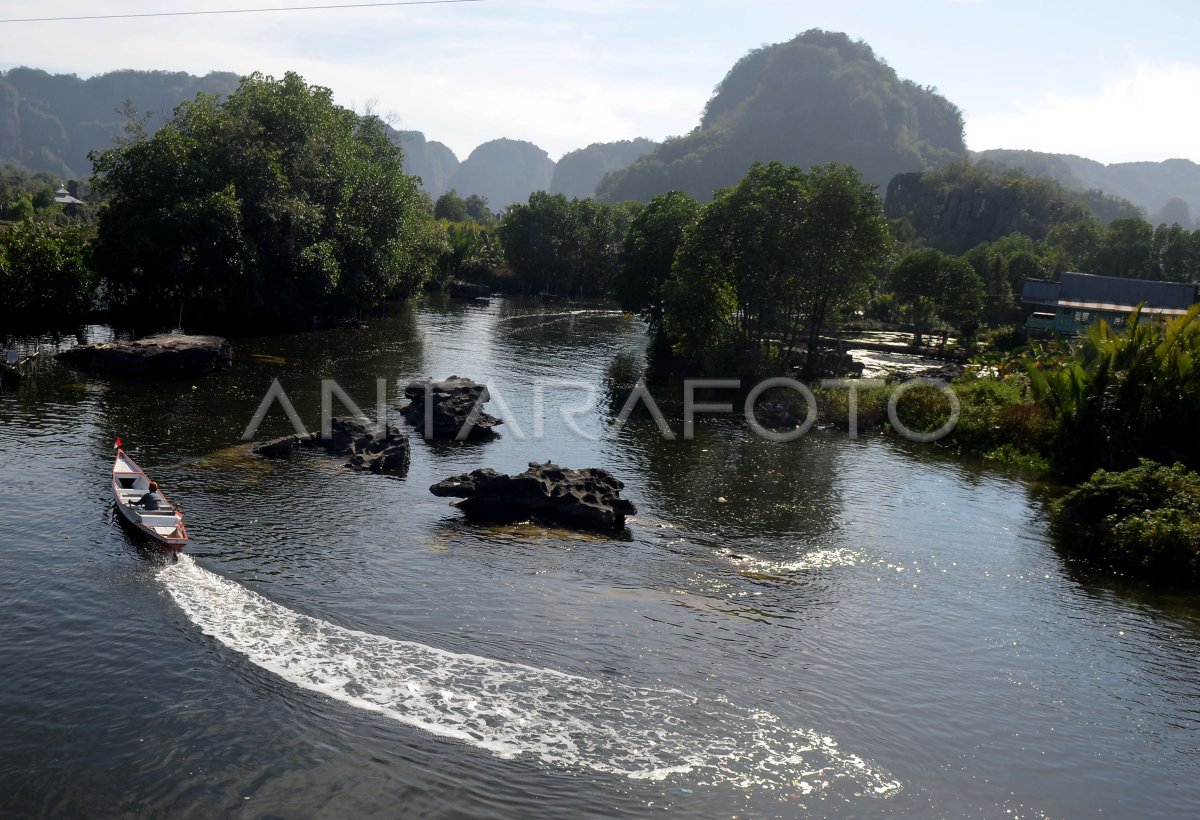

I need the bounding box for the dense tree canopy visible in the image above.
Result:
[90,72,438,327]
[434,189,469,222]
[891,249,984,345]
[613,191,701,327]
[0,221,92,326]
[498,192,640,296]
[662,161,892,375]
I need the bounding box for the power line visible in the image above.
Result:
[0,0,486,24]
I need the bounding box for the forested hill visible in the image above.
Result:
[0,68,240,178]
[550,139,658,199]
[597,29,968,203]
[387,128,460,198]
[973,149,1200,229]
[443,138,555,210]
[885,162,1144,255]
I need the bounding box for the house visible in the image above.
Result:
[1022,271,1199,335]
[54,185,85,206]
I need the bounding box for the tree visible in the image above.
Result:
[614,190,700,327]
[1044,218,1104,272]
[892,249,984,346]
[791,163,894,376]
[662,161,892,376]
[1152,223,1200,282]
[1092,217,1154,279]
[964,233,1054,326]
[891,250,940,347]
[434,189,469,222]
[89,72,437,327]
[498,191,575,294]
[464,193,493,224]
[0,221,92,325]
[498,193,637,296]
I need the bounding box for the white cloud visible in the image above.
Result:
[966,62,1200,164]
[0,0,716,160]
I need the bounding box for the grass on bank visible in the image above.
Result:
[810,373,1054,472]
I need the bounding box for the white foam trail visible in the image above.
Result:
[160,556,900,796]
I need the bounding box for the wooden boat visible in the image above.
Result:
[111,443,189,548]
[2,350,37,387]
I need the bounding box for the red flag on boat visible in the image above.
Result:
[114,437,122,450]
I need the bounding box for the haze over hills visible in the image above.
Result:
[3,37,1200,219]
[443,138,555,211]
[550,139,658,199]
[388,128,460,198]
[0,67,240,179]
[973,149,1200,229]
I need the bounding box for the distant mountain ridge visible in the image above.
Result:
[973,149,1200,228]
[551,139,658,199]
[445,138,555,210]
[0,67,240,178]
[3,62,1199,219]
[387,127,460,197]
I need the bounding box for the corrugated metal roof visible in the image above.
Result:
[1055,299,1189,316]
[1022,272,1198,312]
[1023,280,1061,304]
[1060,272,1196,310]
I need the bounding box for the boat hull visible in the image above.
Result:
[112,449,188,548]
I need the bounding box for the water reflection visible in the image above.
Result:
[4,296,1200,818]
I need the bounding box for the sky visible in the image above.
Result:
[1,0,1198,164]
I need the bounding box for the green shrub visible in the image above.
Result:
[812,374,1053,467]
[1055,460,1200,583]
[977,324,1023,352]
[0,221,93,324]
[1027,305,1200,477]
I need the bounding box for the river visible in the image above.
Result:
[2,296,1198,818]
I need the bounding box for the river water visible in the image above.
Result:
[2,296,1198,818]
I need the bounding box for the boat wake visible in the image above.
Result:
[160,556,900,797]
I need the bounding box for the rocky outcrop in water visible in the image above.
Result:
[449,281,492,299]
[401,376,502,439]
[253,416,410,474]
[785,347,864,378]
[753,400,803,431]
[430,461,636,532]
[58,334,231,376]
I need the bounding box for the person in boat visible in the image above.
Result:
[137,481,164,511]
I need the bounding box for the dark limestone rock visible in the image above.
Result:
[430,461,636,532]
[753,399,802,431]
[449,281,492,299]
[58,334,231,377]
[785,347,864,378]
[253,417,409,475]
[323,417,410,474]
[401,376,502,439]
[252,433,316,458]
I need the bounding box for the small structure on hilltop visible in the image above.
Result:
[54,185,85,206]
[1022,272,1199,336]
